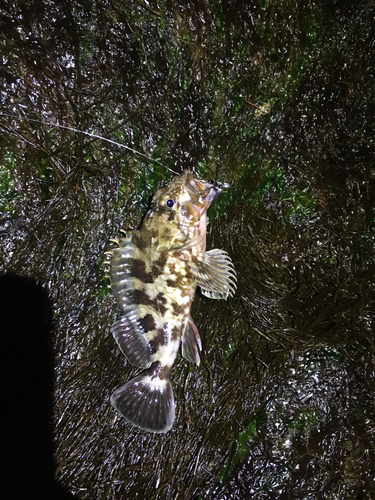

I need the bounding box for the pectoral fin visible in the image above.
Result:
[189,248,236,299]
[181,317,202,365]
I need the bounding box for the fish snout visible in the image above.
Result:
[202,179,231,203]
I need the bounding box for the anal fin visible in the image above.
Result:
[181,317,202,365]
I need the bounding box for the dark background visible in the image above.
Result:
[1,0,375,498]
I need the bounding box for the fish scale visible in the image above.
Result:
[108,172,236,433]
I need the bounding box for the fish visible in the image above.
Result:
[108,171,236,433]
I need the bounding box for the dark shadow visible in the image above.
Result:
[0,274,76,500]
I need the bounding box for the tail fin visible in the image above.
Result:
[110,366,175,433]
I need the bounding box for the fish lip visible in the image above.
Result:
[200,179,230,203]
[184,174,230,213]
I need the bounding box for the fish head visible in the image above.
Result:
[144,172,227,252]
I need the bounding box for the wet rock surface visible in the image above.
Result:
[1,0,375,498]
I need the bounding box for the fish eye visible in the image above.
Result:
[159,194,176,211]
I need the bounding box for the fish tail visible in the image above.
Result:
[110,364,175,433]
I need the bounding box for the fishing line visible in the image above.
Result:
[0,113,179,175]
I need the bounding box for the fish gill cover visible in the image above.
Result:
[1,0,375,499]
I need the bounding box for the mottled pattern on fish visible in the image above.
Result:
[107,172,236,433]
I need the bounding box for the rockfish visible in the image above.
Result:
[108,172,236,433]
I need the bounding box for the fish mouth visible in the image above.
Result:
[196,179,230,204]
[183,173,230,214]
